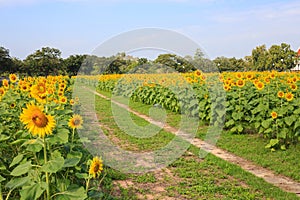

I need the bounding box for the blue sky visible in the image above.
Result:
[1,0,300,60]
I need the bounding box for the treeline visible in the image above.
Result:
[0,43,298,76]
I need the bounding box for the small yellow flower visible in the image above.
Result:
[68,114,83,129]
[277,91,284,98]
[271,111,277,119]
[89,157,103,178]
[285,92,294,101]
[9,74,18,83]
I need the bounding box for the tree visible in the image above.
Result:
[266,43,296,71]
[154,54,195,73]
[251,43,296,71]
[24,47,63,76]
[252,45,268,71]
[64,55,87,76]
[0,46,13,74]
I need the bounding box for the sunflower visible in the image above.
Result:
[290,84,297,91]
[223,84,231,91]
[255,81,264,90]
[30,82,48,103]
[59,96,67,104]
[0,87,5,96]
[277,91,284,98]
[89,157,103,178]
[70,99,75,105]
[235,72,243,79]
[271,111,277,119]
[236,79,245,88]
[285,92,294,101]
[194,70,202,77]
[9,74,18,83]
[68,114,83,129]
[20,103,56,138]
[10,103,16,109]
[2,79,9,89]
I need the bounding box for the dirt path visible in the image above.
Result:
[88,88,300,197]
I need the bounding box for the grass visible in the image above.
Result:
[92,90,299,199]
[95,90,300,183]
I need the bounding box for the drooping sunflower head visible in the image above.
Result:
[271,111,277,119]
[89,156,103,178]
[0,87,5,97]
[20,103,56,138]
[68,114,83,129]
[2,79,9,89]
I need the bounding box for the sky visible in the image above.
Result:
[1,0,300,60]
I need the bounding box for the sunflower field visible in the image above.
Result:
[0,75,106,200]
[1,70,300,199]
[93,70,300,150]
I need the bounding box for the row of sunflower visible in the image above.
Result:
[0,75,106,200]
[91,70,300,150]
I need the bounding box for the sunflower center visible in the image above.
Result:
[93,164,100,173]
[32,111,48,127]
[73,119,81,126]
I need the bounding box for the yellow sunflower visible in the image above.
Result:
[277,91,284,98]
[59,96,67,104]
[2,79,9,89]
[0,87,5,97]
[271,111,277,119]
[20,103,56,138]
[70,99,75,105]
[9,74,18,83]
[236,79,245,88]
[255,81,264,90]
[30,82,48,103]
[223,84,231,91]
[285,92,294,101]
[290,84,297,91]
[68,114,83,129]
[89,157,103,178]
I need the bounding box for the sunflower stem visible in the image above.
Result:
[43,138,50,200]
[86,177,91,193]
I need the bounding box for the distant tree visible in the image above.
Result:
[154,54,195,73]
[252,45,268,71]
[266,43,296,71]
[24,47,64,76]
[64,55,87,76]
[251,43,296,71]
[0,46,13,74]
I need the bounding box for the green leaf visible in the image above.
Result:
[75,173,88,179]
[41,156,64,173]
[6,177,30,189]
[0,175,5,182]
[56,186,87,200]
[57,128,69,144]
[11,161,32,176]
[262,119,271,129]
[9,154,24,168]
[237,124,243,133]
[20,182,46,200]
[0,135,10,142]
[64,158,81,168]
[22,139,43,152]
